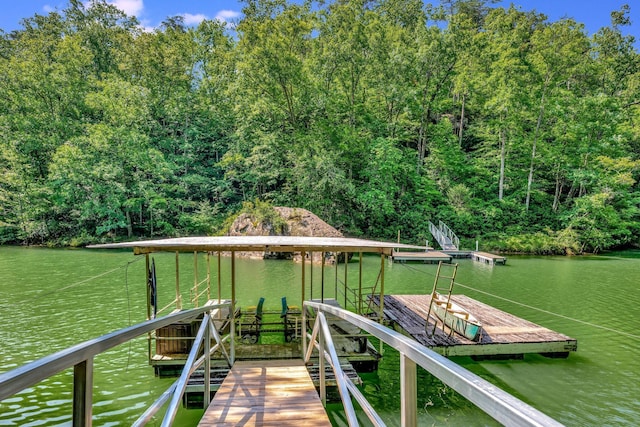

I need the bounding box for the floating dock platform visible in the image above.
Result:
[372,294,576,358]
[391,250,452,263]
[391,250,506,265]
[470,251,507,265]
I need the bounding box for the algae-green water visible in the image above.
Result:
[0,247,638,426]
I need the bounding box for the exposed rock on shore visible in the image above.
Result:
[227,206,343,262]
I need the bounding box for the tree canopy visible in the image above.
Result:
[1,0,639,254]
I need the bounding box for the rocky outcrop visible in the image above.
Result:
[227,207,343,262]
[229,207,342,238]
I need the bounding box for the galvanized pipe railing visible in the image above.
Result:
[304,311,383,426]
[303,301,564,427]
[0,303,233,427]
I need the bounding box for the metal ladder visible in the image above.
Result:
[425,261,459,338]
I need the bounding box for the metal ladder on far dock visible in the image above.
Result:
[425,261,459,338]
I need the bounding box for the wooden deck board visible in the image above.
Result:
[198,360,331,427]
[373,294,577,357]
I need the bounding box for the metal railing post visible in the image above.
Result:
[319,326,326,406]
[401,353,417,427]
[304,301,564,427]
[72,358,93,427]
[302,305,307,359]
[204,319,211,407]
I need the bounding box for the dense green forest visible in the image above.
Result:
[1,0,639,253]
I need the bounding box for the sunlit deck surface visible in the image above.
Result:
[391,249,452,263]
[89,235,424,255]
[198,360,331,427]
[471,251,507,265]
[373,294,577,358]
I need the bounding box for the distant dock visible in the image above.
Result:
[372,294,577,358]
[391,249,506,265]
[470,251,507,265]
[391,249,452,263]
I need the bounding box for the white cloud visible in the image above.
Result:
[43,5,54,13]
[108,0,144,16]
[215,9,241,24]
[181,13,208,26]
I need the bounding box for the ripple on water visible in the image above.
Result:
[22,413,71,427]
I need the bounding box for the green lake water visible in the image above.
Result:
[0,246,639,426]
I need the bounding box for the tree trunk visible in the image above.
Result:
[499,127,506,201]
[552,171,563,212]
[525,86,547,211]
[126,209,133,237]
[458,93,466,147]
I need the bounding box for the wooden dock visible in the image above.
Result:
[471,251,507,265]
[373,294,577,358]
[391,249,506,265]
[198,360,331,426]
[391,250,452,263]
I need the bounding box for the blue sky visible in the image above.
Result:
[0,0,637,38]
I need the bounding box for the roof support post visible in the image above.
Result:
[310,252,314,301]
[230,251,236,364]
[334,254,338,300]
[344,253,348,308]
[175,252,182,310]
[321,251,325,303]
[206,252,211,301]
[379,254,385,323]
[145,254,150,320]
[358,252,363,315]
[301,250,306,310]
[194,251,199,307]
[217,251,222,304]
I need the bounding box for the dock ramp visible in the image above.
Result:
[198,360,331,426]
[428,221,460,251]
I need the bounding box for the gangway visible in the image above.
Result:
[0,301,564,427]
[198,360,330,426]
[428,221,460,251]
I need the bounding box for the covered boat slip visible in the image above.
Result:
[374,294,577,358]
[90,235,426,321]
[90,236,422,371]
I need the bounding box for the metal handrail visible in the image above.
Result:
[0,303,233,426]
[428,221,445,247]
[303,301,563,427]
[304,311,383,426]
[439,221,460,249]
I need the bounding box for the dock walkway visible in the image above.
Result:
[390,250,507,265]
[373,294,577,358]
[471,251,507,265]
[391,250,452,263]
[198,359,331,426]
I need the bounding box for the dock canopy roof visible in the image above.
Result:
[88,236,425,255]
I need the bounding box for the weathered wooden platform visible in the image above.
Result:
[471,251,507,265]
[373,295,577,358]
[198,360,331,426]
[391,250,452,263]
